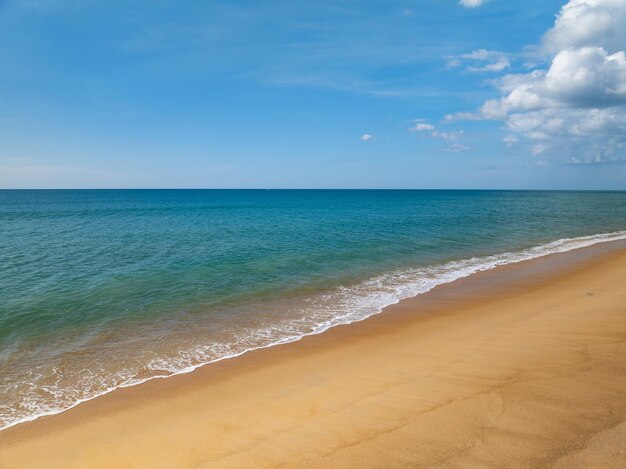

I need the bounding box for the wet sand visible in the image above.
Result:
[1,241,626,468]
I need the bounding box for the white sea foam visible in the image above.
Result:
[2,230,626,432]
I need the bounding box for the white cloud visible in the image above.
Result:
[478,47,626,118]
[444,143,471,152]
[449,0,626,165]
[542,0,626,54]
[361,133,374,141]
[532,143,547,155]
[444,111,482,122]
[505,107,626,139]
[459,0,484,8]
[410,122,435,131]
[503,135,518,147]
[433,130,464,141]
[468,58,510,73]
[410,122,465,142]
[446,49,510,73]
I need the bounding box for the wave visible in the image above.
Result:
[2,230,626,432]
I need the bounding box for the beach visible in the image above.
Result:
[2,0,626,465]
[1,240,625,467]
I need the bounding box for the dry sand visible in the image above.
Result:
[1,242,626,468]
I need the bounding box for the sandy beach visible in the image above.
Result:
[1,241,626,468]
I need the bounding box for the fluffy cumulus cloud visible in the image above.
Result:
[361,133,374,141]
[473,47,626,119]
[448,0,626,165]
[542,0,626,54]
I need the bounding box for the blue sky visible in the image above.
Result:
[0,0,625,189]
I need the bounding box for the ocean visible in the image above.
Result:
[1,189,625,430]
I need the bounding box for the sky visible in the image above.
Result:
[0,0,625,189]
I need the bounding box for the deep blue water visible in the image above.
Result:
[1,189,625,429]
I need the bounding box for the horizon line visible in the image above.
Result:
[1,188,625,192]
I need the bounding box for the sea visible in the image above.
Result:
[1,189,625,430]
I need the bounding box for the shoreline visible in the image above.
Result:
[1,239,626,467]
[1,231,625,434]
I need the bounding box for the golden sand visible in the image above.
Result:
[1,243,626,468]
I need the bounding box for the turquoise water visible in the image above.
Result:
[1,189,626,429]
